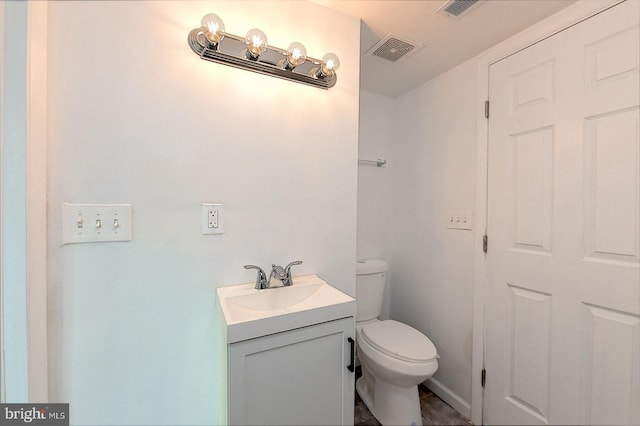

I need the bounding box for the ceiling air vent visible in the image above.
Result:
[367,33,422,63]
[437,0,485,19]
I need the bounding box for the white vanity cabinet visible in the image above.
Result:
[228,316,355,425]
[216,274,357,425]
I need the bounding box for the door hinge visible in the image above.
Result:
[481,368,486,388]
[483,234,488,253]
[484,100,490,119]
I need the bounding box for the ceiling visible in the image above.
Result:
[312,0,576,98]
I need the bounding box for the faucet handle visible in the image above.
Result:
[283,261,303,285]
[285,260,303,274]
[244,264,268,289]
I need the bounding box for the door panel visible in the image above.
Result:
[486,1,640,424]
[584,107,639,264]
[506,285,552,421]
[579,304,640,425]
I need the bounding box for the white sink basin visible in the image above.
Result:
[226,283,324,311]
[217,274,355,343]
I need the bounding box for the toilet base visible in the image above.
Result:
[356,364,423,426]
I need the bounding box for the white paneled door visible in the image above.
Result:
[485,1,640,424]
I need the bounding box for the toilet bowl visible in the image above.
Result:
[356,319,438,426]
[356,260,439,426]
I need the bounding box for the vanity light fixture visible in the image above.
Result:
[188,13,339,89]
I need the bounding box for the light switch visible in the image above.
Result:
[446,210,473,230]
[62,202,132,244]
[202,203,224,235]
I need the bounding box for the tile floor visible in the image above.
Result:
[354,384,473,426]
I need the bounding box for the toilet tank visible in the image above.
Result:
[356,260,388,322]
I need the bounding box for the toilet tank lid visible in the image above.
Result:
[356,259,388,275]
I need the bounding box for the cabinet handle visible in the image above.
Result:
[347,337,355,373]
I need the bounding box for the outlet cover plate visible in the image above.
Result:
[202,203,224,235]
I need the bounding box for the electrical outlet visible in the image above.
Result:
[202,203,224,235]
[208,209,218,228]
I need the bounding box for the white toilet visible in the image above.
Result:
[355,259,439,426]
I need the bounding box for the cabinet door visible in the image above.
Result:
[228,317,355,425]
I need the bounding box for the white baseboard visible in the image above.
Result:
[424,377,471,420]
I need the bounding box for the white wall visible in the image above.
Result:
[357,90,395,319]
[357,91,395,261]
[358,66,477,416]
[45,1,360,425]
[0,0,30,403]
[357,55,478,419]
[391,61,477,415]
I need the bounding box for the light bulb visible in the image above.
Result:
[285,42,307,68]
[200,13,225,44]
[320,52,340,76]
[245,28,268,58]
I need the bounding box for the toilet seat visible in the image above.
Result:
[361,320,437,363]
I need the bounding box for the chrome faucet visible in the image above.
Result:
[245,261,302,289]
[270,264,287,285]
[244,264,268,289]
[270,260,303,287]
